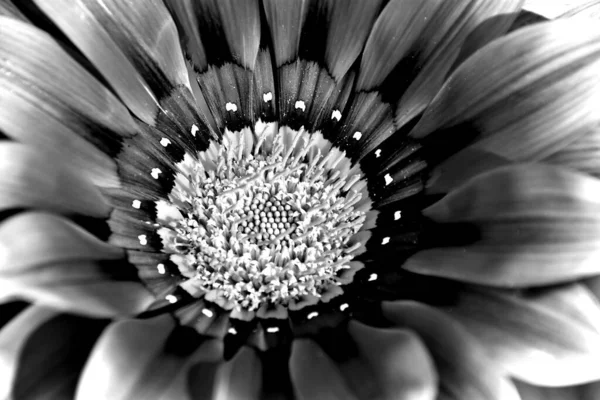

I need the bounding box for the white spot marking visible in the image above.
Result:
[382,237,390,245]
[368,273,378,282]
[375,149,382,158]
[202,309,214,318]
[151,168,162,179]
[191,124,199,137]
[263,92,273,102]
[294,100,306,111]
[307,311,319,320]
[165,294,178,303]
[340,303,349,311]
[138,234,148,246]
[384,173,393,186]
[131,200,141,209]
[228,327,237,335]
[353,131,362,141]
[157,263,166,274]
[394,211,402,220]
[225,102,238,112]
[160,138,171,147]
[267,327,279,333]
[331,109,342,121]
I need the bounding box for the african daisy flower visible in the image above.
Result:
[1,0,600,398]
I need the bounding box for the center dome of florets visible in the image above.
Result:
[158,123,371,318]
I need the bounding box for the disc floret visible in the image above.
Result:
[159,125,369,317]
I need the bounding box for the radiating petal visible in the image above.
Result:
[33,0,191,126]
[0,16,135,187]
[347,322,438,400]
[0,0,28,21]
[394,0,524,128]
[383,301,521,400]
[543,123,600,178]
[515,381,584,400]
[0,143,111,217]
[411,20,600,162]
[323,0,384,81]
[357,0,522,94]
[406,164,600,287]
[0,306,107,400]
[0,212,154,317]
[523,0,599,18]
[76,315,223,400]
[445,286,600,386]
[212,347,262,400]
[0,212,123,270]
[290,339,360,400]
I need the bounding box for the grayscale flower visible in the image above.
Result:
[1,0,600,399]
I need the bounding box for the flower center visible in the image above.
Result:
[158,123,370,317]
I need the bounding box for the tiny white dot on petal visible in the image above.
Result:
[160,138,171,147]
[294,100,306,111]
[331,109,342,121]
[384,174,393,186]
[375,149,382,158]
[382,237,390,245]
[307,311,319,320]
[263,92,273,102]
[191,124,199,137]
[165,294,178,303]
[267,327,279,333]
[225,102,238,112]
[340,303,349,311]
[157,263,166,274]
[131,200,141,209]
[368,273,378,282]
[228,327,237,335]
[353,131,362,140]
[151,168,162,179]
[202,309,214,318]
[138,234,148,246]
[394,211,402,220]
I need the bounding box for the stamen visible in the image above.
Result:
[331,110,342,121]
[132,200,141,209]
[157,126,370,314]
[165,294,178,303]
[294,100,306,111]
[225,102,238,112]
[263,92,273,102]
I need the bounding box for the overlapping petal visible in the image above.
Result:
[406,164,600,287]
[33,0,191,125]
[0,306,106,400]
[0,16,135,187]
[411,19,600,163]
[444,285,600,386]
[76,315,224,400]
[383,301,521,400]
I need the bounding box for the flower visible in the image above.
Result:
[1,0,600,399]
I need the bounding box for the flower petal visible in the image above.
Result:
[0,212,155,317]
[0,16,134,187]
[406,164,600,287]
[33,0,191,125]
[523,0,599,19]
[394,0,524,128]
[515,381,584,400]
[445,286,600,386]
[290,339,360,400]
[76,315,223,400]
[0,212,123,271]
[347,321,438,400]
[411,19,600,162]
[382,301,521,400]
[212,347,263,400]
[0,305,107,400]
[0,0,28,21]
[543,123,600,178]
[0,143,111,217]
